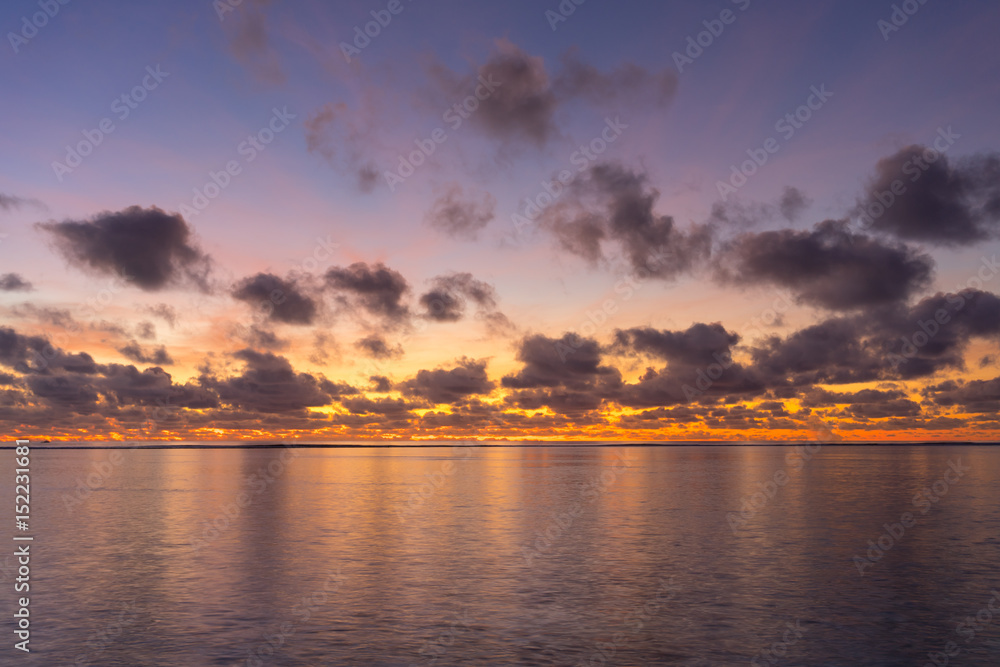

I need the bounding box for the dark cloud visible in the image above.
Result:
[400,358,494,404]
[750,289,1000,386]
[369,375,392,392]
[354,334,402,359]
[0,194,44,212]
[8,304,77,330]
[614,323,762,407]
[117,342,173,365]
[924,376,1000,414]
[503,333,617,390]
[857,146,1000,245]
[237,325,288,351]
[553,50,678,108]
[540,163,712,278]
[425,184,496,240]
[454,38,557,145]
[418,272,503,324]
[431,40,676,147]
[0,273,33,292]
[102,364,219,410]
[325,262,409,322]
[223,0,285,84]
[779,186,810,222]
[37,206,212,291]
[232,272,318,325]
[750,318,882,387]
[800,387,921,419]
[0,327,97,375]
[135,321,156,340]
[709,187,810,231]
[24,374,100,413]
[715,219,934,310]
[614,323,739,367]
[0,327,214,416]
[142,304,177,328]
[419,287,463,322]
[304,101,380,193]
[203,349,333,414]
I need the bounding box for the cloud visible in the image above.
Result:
[142,303,177,328]
[749,289,1000,385]
[614,323,739,367]
[354,334,402,359]
[418,272,503,324]
[236,325,288,351]
[539,163,712,278]
[117,342,173,365]
[553,50,678,108]
[425,184,496,241]
[0,327,98,375]
[325,262,409,322]
[502,332,621,391]
[0,194,44,212]
[440,38,557,146]
[8,304,77,329]
[714,219,934,310]
[400,357,494,404]
[614,323,762,407]
[304,101,380,193]
[779,186,811,222]
[222,0,285,84]
[202,349,337,414]
[857,146,1000,245]
[36,206,212,291]
[750,317,881,387]
[369,375,392,392]
[232,272,318,325]
[924,376,1000,414]
[800,387,921,419]
[430,39,676,148]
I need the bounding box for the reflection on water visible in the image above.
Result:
[5,444,1000,665]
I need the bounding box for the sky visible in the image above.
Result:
[1,0,999,441]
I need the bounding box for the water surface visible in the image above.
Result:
[5,444,1000,665]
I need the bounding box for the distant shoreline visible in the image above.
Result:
[1,441,995,449]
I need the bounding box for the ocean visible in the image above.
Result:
[4,443,999,665]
